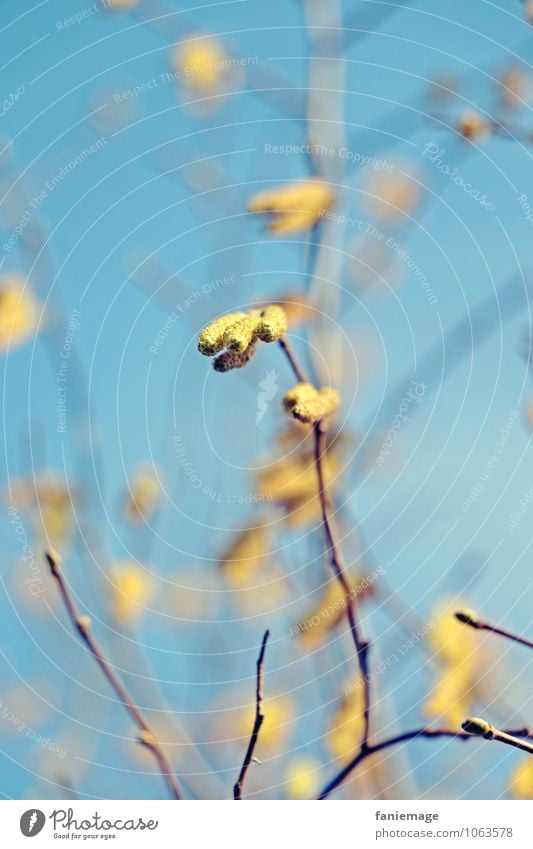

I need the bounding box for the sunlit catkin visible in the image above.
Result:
[283,382,340,424]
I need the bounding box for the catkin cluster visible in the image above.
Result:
[198,305,287,371]
[283,382,340,424]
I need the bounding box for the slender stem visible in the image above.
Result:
[317,725,533,799]
[45,550,182,801]
[314,421,371,749]
[455,611,533,650]
[278,338,371,750]
[278,337,307,383]
[234,630,270,800]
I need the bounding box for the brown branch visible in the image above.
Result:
[317,724,533,799]
[278,337,307,383]
[45,550,183,801]
[278,338,371,751]
[455,610,533,650]
[234,630,270,800]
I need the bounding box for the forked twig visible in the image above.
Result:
[234,630,270,800]
[317,724,533,799]
[45,550,182,800]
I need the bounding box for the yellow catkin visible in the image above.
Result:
[248,180,335,235]
[255,304,287,342]
[198,312,247,355]
[199,305,287,367]
[283,382,340,424]
[0,277,39,351]
[223,315,255,352]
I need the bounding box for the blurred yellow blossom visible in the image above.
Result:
[104,0,139,11]
[509,759,533,799]
[362,168,420,223]
[172,34,230,95]
[424,600,485,728]
[327,680,365,763]
[0,276,39,351]
[8,474,75,550]
[283,382,340,424]
[283,757,321,799]
[219,523,272,588]
[248,180,334,235]
[110,562,154,624]
[123,467,161,524]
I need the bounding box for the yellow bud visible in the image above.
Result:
[255,305,287,342]
[462,717,494,738]
[283,383,340,424]
[198,312,247,356]
[223,315,255,352]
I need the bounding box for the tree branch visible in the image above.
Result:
[318,724,533,799]
[233,629,270,800]
[45,550,183,801]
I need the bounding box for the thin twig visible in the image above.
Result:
[234,630,270,800]
[461,717,533,755]
[278,339,372,750]
[278,337,307,383]
[317,724,533,799]
[45,550,183,801]
[455,610,533,650]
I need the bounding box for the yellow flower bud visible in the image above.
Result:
[283,382,340,424]
[198,312,247,356]
[255,304,287,342]
[223,315,255,352]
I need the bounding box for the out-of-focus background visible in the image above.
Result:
[1,0,533,800]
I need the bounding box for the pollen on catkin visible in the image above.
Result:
[198,312,247,356]
[255,304,287,342]
[283,382,340,424]
[198,305,287,368]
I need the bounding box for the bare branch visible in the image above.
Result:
[234,630,270,800]
[45,550,183,801]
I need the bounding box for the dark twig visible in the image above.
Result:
[455,610,533,651]
[278,337,307,383]
[318,724,533,799]
[45,550,183,801]
[233,630,270,800]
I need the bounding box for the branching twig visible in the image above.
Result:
[45,550,183,801]
[456,610,533,651]
[317,724,533,799]
[234,629,270,800]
